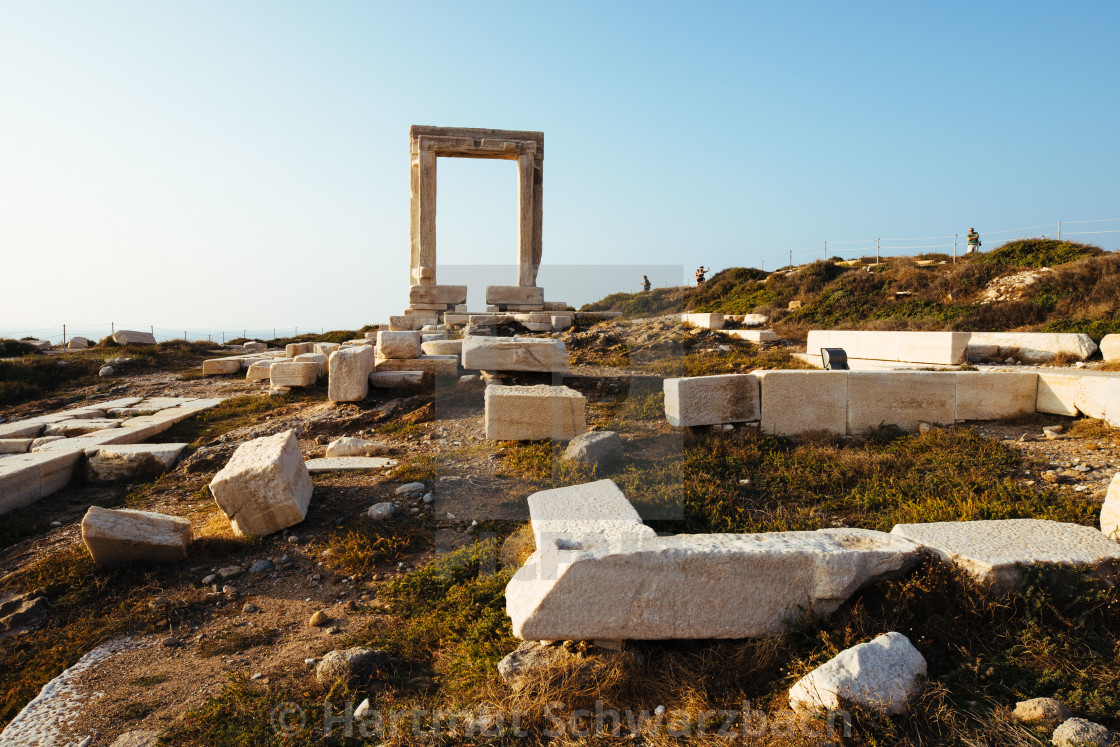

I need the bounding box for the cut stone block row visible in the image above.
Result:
[965,331,1098,363]
[485,384,587,441]
[461,337,570,373]
[667,370,1042,434]
[1036,371,1120,427]
[209,430,313,536]
[81,506,191,566]
[806,330,969,365]
[85,443,187,482]
[506,480,922,640]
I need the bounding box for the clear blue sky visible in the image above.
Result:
[3,1,1119,338]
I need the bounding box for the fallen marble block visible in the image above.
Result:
[208,430,313,536]
[374,355,458,378]
[663,374,760,427]
[1074,375,1120,427]
[327,346,374,403]
[807,330,968,365]
[421,339,463,356]
[0,422,45,439]
[111,330,157,345]
[202,358,242,375]
[377,331,421,359]
[43,419,122,437]
[789,632,926,715]
[891,519,1120,590]
[485,384,587,441]
[81,506,191,566]
[681,313,724,330]
[1101,473,1120,541]
[325,437,390,458]
[966,331,1098,363]
[0,439,33,455]
[245,360,278,381]
[270,361,319,387]
[242,341,268,353]
[369,371,425,389]
[85,443,187,482]
[284,342,315,357]
[304,457,397,473]
[1102,334,1120,362]
[314,342,340,356]
[66,336,90,350]
[723,329,778,343]
[506,480,922,640]
[461,337,570,373]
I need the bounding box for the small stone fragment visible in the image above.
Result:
[309,610,330,627]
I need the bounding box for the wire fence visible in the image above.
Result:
[0,324,338,347]
[755,218,1120,273]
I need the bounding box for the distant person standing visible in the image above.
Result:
[966,227,981,254]
[695,266,709,285]
[641,274,651,292]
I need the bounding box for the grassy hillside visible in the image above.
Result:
[579,239,1120,340]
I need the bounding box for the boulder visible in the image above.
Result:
[325,437,390,458]
[208,430,313,536]
[315,647,388,687]
[788,632,926,715]
[377,331,422,360]
[485,384,587,441]
[99,365,116,378]
[562,431,622,471]
[112,330,157,345]
[891,519,1120,591]
[1101,473,1120,541]
[366,502,397,520]
[461,337,570,373]
[284,342,315,357]
[108,731,160,747]
[1011,697,1072,725]
[81,506,192,566]
[327,346,374,402]
[1051,718,1111,747]
[1101,334,1120,362]
[85,443,187,481]
[66,337,89,350]
[663,374,760,427]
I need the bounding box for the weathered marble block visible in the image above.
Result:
[81,506,192,566]
[755,370,848,436]
[208,430,313,536]
[485,384,587,441]
[461,337,569,372]
[202,358,242,375]
[376,331,421,360]
[328,346,374,403]
[663,374,760,427]
[270,361,319,387]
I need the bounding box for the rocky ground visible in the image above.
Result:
[1,318,1118,745]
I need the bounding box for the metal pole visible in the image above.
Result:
[111,322,115,335]
[876,238,880,264]
[824,241,827,261]
[222,332,225,343]
[1058,220,1061,240]
[789,249,792,270]
[63,324,66,347]
[954,234,957,263]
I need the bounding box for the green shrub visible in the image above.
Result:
[975,238,1102,268]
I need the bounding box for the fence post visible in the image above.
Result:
[876,238,880,264]
[63,324,66,347]
[788,249,792,270]
[954,234,957,263]
[823,241,827,261]
[1058,220,1061,240]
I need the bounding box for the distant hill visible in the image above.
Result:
[579,239,1120,340]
